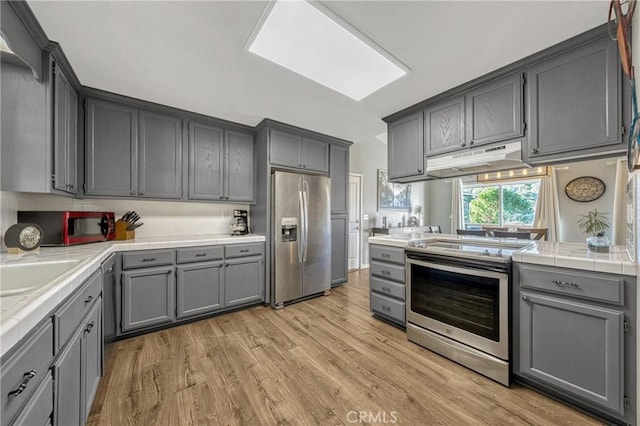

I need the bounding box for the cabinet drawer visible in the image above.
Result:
[225,243,263,259]
[371,292,406,323]
[518,264,624,305]
[0,320,53,426]
[370,276,405,301]
[370,245,405,265]
[12,371,53,426]
[370,261,405,283]
[122,250,174,269]
[55,271,102,352]
[176,246,223,264]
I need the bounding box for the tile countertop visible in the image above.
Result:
[368,234,636,276]
[0,234,265,358]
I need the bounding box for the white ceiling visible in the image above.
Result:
[28,1,609,144]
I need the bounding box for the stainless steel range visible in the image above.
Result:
[405,237,530,386]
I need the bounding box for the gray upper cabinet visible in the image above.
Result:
[269,129,329,173]
[388,112,424,180]
[300,137,329,173]
[122,266,175,332]
[226,130,255,202]
[330,144,349,214]
[85,98,138,197]
[188,123,254,202]
[525,36,621,162]
[465,73,523,147]
[424,96,465,156]
[138,111,182,199]
[519,292,624,414]
[86,98,183,199]
[53,62,78,194]
[188,122,224,200]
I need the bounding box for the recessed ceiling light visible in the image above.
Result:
[246,0,409,101]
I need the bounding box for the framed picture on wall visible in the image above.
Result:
[377,169,411,211]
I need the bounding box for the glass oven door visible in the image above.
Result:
[407,257,509,360]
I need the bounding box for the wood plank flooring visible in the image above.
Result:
[88,270,602,425]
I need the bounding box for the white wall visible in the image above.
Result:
[0,191,248,248]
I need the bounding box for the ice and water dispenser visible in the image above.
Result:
[281,217,297,242]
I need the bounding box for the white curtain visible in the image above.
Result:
[533,168,560,241]
[611,159,628,245]
[450,178,464,232]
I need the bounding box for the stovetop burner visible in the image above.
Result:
[407,238,530,262]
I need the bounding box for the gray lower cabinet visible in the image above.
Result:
[54,298,102,426]
[524,36,622,162]
[513,263,635,424]
[122,266,175,332]
[388,112,424,180]
[138,111,182,199]
[330,215,348,286]
[369,244,406,326]
[176,261,224,319]
[12,372,53,426]
[224,256,264,308]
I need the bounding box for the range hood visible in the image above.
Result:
[426,141,524,178]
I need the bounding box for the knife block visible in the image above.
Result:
[115,220,135,240]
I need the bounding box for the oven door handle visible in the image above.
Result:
[406,258,508,280]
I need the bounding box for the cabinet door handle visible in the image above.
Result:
[240,249,250,253]
[530,148,539,154]
[381,305,391,312]
[522,295,529,302]
[468,140,474,146]
[381,287,391,293]
[381,253,390,258]
[130,190,136,195]
[459,142,466,147]
[381,270,390,276]
[552,280,579,288]
[302,164,306,168]
[139,191,145,195]
[8,370,36,398]
[219,196,225,200]
[84,295,94,304]
[195,253,207,257]
[417,168,422,173]
[85,321,95,333]
[142,257,156,262]
[225,196,230,200]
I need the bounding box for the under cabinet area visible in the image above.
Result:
[513,263,636,424]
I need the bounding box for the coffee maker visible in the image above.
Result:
[230,209,249,235]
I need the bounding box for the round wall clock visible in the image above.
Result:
[565,176,606,202]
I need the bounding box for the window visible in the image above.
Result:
[462,179,540,229]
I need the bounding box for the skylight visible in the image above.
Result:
[246,0,408,101]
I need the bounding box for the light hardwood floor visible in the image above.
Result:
[88,270,601,425]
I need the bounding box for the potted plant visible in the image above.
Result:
[413,205,423,226]
[577,209,610,252]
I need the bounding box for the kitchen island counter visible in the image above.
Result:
[0,234,265,357]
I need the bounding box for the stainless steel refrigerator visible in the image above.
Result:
[272,171,331,307]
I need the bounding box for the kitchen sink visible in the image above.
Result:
[0,259,82,297]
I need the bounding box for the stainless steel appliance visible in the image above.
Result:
[405,238,529,386]
[231,209,249,235]
[17,211,115,245]
[271,171,331,307]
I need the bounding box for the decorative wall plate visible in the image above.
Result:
[564,176,606,202]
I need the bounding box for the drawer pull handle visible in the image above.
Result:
[381,254,390,258]
[382,305,391,312]
[84,295,94,304]
[381,270,390,276]
[382,287,391,293]
[8,370,36,398]
[522,295,529,302]
[240,249,250,253]
[142,257,156,262]
[552,280,579,288]
[195,253,207,257]
[85,321,95,334]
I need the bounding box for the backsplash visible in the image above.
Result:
[0,191,248,246]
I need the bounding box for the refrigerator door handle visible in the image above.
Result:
[298,189,305,263]
[302,181,309,262]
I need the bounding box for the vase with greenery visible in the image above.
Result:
[413,205,422,226]
[577,209,610,251]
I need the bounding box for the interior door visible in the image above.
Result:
[348,174,361,270]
